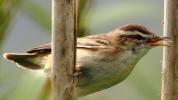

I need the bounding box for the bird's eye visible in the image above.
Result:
[134,35,144,40]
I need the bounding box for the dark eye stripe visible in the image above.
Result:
[120,35,146,40]
[134,35,145,40]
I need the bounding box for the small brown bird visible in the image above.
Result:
[3,24,172,97]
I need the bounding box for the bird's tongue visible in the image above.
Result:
[147,36,172,46]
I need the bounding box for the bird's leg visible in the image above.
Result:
[73,64,82,76]
[67,64,82,76]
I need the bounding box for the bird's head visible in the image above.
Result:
[109,24,172,56]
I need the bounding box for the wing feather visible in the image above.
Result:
[26,34,109,54]
[26,43,51,54]
[77,34,109,49]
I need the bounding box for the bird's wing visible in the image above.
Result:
[26,43,51,54]
[26,34,109,54]
[77,34,110,49]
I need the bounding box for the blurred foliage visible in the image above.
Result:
[19,0,51,33]
[0,1,21,99]
[36,78,51,100]
[88,1,162,32]
[77,0,94,37]
[20,0,94,36]
[0,0,164,100]
[0,0,21,46]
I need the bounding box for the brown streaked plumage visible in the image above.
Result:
[26,43,51,54]
[119,24,156,35]
[3,23,172,97]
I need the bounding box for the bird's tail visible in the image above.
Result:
[3,53,45,70]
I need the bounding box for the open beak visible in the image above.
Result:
[147,36,172,47]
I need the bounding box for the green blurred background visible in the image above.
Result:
[0,0,164,100]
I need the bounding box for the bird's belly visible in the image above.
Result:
[75,48,145,96]
[75,58,136,97]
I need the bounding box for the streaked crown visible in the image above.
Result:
[118,24,157,40]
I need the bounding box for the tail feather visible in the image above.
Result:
[3,53,43,70]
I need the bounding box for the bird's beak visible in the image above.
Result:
[147,36,172,46]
